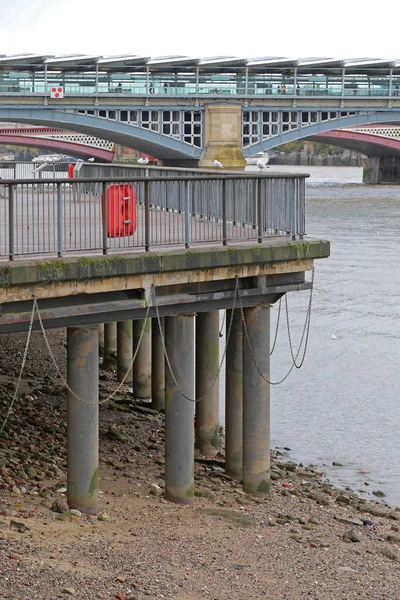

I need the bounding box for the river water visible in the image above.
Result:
[220,165,400,507]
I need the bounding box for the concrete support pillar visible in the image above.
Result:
[103,322,117,367]
[117,320,133,383]
[67,325,99,513]
[242,303,270,496]
[225,309,243,479]
[199,104,246,168]
[152,317,165,411]
[132,318,152,399]
[165,314,195,503]
[195,311,220,456]
[98,323,104,355]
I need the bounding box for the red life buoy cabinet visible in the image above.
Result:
[102,184,136,238]
[68,163,75,178]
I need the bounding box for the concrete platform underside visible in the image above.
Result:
[0,239,329,334]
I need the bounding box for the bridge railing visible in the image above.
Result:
[0,174,306,261]
[0,161,70,179]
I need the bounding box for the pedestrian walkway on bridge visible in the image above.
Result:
[1,55,400,99]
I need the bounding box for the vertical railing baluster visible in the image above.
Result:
[102,182,108,255]
[292,178,297,240]
[222,179,227,246]
[257,178,263,243]
[145,179,150,251]
[8,185,14,260]
[185,180,191,248]
[57,182,63,257]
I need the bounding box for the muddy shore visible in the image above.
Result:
[1,330,400,600]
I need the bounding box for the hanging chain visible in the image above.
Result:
[35,300,151,406]
[0,298,36,433]
[1,268,315,419]
[269,297,282,356]
[285,266,315,369]
[238,267,315,386]
[154,278,240,403]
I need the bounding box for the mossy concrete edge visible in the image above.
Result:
[0,240,330,288]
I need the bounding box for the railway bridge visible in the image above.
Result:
[1,54,400,170]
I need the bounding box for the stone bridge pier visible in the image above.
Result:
[199,104,246,168]
[363,156,400,183]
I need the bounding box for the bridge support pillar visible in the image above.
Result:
[242,303,270,496]
[132,318,152,399]
[67,325,99,513]
[225,309,243,479]
[165,314,195,503]
[152,316,165,411]
[195,311,220,456]
[117,320,133,383]
[199,104,246,168]
[363,156,400,184]
[103,322,117,367]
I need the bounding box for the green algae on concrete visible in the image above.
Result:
[0,266,11,286]
[296,241,311,260]
[1,240,330,289]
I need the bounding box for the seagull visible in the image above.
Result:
[213,160,223,168]
[87,157,95,162]
[330,334,338,340]
[138,157,149,165]
[257,159,268,170]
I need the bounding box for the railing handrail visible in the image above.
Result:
[0,173,310,185]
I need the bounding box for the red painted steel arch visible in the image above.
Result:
[0,132,115,161]
[312,129,400,157]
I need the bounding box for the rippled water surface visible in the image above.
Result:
[220,166,400,506]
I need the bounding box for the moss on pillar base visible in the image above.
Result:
[67,466,99,513]
[243,470,271,497]
[225,450,243,480]
[165,483,195,504]
[199,145,246,169]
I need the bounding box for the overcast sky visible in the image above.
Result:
[0,0,398,61]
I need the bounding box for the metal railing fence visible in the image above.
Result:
[0,174,306,261]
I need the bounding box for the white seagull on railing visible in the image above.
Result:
[257,159,268,170]
[87,157,95,162]
[213,160,223,168]
[138,157,149,165]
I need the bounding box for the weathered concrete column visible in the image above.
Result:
[243,303,270,496]
[117,320,133,383]
[152,317,165,411]
[103,322,117,367]
[67,325,99,513]
[225,309,243,479]
[195,311,220,455]
[132,318,152,399]
[199,104,246,168]
[165,314,195,503]
[98,324,104,355]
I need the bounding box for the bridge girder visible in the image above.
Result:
[0,107,203,161]
[0,133,115,161]
[307,130,400,157]
[244,110,400,156]
[0,106,400,161]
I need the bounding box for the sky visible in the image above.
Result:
[0,0,398,61]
